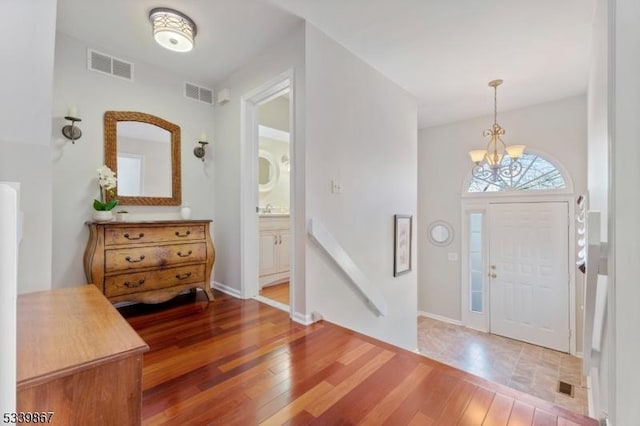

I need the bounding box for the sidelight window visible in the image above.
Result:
[469,212,484,313]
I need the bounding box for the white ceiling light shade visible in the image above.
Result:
[149,8,197,52]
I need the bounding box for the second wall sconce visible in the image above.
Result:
[62,107,82,144]
[194,133,209,162]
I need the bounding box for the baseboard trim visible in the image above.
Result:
[212,281,243,299]
[418,310,462,326]
[292,311,313,325]
[254,295,289,312]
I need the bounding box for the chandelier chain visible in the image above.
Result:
[493,84,498,125]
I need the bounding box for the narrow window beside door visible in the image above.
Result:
[469,213,484,313]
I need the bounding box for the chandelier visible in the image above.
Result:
[468,79,525,183]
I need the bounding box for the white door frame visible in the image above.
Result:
[240,69,295,315]
[461,192,578,355]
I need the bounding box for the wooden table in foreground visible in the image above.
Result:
[17,286,149,425]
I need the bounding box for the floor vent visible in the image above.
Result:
[557,380,574,397]
[87,49,134,81]
[185,82,214,105]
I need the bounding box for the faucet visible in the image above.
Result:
[265,204,273,213]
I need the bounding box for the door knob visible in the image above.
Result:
[488,272,497,278]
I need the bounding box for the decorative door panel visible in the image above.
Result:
[489,202,569,352]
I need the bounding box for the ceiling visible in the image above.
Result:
[56,0,595,128]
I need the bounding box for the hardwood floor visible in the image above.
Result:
[260,282,290,305]
[120,290,597,425]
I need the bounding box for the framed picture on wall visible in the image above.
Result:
[394,214,412,276]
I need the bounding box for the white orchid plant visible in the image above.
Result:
[94,165,119,211]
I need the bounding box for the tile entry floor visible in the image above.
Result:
[418,316,589,416]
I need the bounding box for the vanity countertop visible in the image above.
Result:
[259,213,290,218]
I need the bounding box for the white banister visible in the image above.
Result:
[308,218,388,317]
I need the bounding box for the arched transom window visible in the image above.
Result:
[467,152,566,193]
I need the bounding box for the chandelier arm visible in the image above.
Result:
[472,164,493,180]
[497,135,508,151]
[498,160,523,180]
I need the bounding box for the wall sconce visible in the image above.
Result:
[61,107,82,144]
[194,133,208,162]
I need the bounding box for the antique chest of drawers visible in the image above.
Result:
[84,220,215,303]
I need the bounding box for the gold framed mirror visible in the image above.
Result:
[104,111,181,206]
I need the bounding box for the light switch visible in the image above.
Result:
[331,180,343,194]
[447,252,458,261]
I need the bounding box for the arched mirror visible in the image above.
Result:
[104,111,181,206]
[258,149,279,192]
[428,221,454,246]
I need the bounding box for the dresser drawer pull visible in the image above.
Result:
[175,230,191,237]
[125,255,146,263]
[123,232,144,240]
[124,278,145,288]
[175,272,192,280]
[177,250,193,258]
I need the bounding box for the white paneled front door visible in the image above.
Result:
[489,202,569,352]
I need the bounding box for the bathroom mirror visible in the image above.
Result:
[428,221,454,246]
[104,111,181,206]
[258,149,279,192]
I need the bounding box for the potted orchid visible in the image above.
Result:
[93,165,118,222]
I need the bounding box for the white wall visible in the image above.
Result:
[587,0,610,419]
[305,24,418,350]
[51,33,215,288]
[213,24,306,314]
[609,0,640,423]
[588,0,610,242]
[0,183,18,412]
[259,96,290,132]
[0,1,57,294]
[418,95,587,322]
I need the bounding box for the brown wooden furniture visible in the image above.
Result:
[17,286,149,425]
[84,220,215,304]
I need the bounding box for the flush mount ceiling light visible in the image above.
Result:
[468,79,526,184]
[149,7,197,52]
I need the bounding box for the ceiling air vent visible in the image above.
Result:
[87,49,134,81]
[185,82,214,105]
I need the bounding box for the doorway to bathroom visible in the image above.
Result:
[239,70,295,316]
[256,91,291,309]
